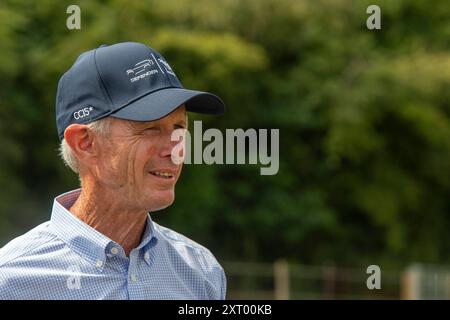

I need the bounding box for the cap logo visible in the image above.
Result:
[157,58,175,76]
[126,59,159,83]
[73,106,94,120]
[126,59,154,76]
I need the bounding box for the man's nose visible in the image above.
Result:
[159,130,181,159]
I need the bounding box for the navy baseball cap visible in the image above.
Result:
[56,42,225,140]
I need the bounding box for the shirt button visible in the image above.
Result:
[96,260,103,268]
[131,274,138,283]
[110,247,119,255]
[144,252,150,260]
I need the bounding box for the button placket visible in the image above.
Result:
[128,250,140,286]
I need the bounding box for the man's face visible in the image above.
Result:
[91,105,187,212]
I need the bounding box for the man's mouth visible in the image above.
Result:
[148,171,175,179]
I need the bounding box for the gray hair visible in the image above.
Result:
[59,117,113,174]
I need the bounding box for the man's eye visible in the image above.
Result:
[143,127,158,133]
[174,125,186,130]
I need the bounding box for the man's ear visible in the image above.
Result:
[64,124,97,163]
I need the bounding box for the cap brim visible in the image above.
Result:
[110,88,225,122]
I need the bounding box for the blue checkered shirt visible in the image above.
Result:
[0,189,226,300]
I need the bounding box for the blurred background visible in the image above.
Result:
[0,0,449,299]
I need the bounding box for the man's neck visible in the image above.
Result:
[69,186,148,257]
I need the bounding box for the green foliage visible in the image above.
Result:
[0,0,449,267]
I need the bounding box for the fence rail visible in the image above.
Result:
[223,261,450,300]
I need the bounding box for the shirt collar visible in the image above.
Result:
[50,189,157,270]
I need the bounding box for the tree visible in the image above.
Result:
[0,0,449,268]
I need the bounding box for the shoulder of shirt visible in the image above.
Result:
[153,223,227,298]
[0,221,58,268]
[153,221,224,269]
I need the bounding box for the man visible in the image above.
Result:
[0,42,226,299]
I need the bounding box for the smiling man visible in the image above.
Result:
[0,42,226,299]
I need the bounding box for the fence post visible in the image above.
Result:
[274,259,290,300]
[323,265,336,300]
[401,264,421,300]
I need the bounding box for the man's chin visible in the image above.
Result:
[145,191,175,212]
